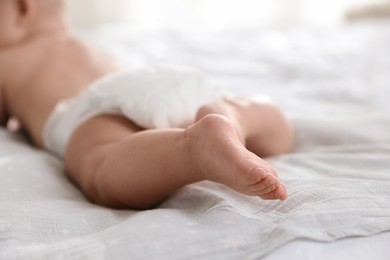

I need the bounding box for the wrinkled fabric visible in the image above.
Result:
[2,21,390,259]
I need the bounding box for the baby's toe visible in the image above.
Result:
[260,183,287,201]
[246,167,267,185]
[249,177,277,194]
[254,183,278,196]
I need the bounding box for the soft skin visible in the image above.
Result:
[0,0,294,209]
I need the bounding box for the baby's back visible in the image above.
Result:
[0,32,121,147]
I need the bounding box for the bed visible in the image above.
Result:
[1,20,390,259]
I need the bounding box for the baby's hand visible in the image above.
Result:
[7,117,22,132]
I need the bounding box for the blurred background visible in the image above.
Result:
[64,0,390,104]
[67,0,390,31]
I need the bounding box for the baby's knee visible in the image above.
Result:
[195,102,226,122]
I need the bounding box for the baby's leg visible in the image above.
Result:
[65,100,291,209]
[196,97,294,157]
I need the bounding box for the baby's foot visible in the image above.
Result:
[185,114,287,201]
[195,99,246,145]
[196,97,294,158]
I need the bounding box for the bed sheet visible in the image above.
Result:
[1,21,390,259]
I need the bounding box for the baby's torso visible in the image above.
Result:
[0,33,121,147]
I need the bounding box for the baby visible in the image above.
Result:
[0,0,294,209]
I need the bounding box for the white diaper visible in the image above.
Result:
[43,65,227,157]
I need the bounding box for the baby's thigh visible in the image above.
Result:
[64,115,143,181]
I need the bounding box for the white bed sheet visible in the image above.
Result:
[1,21,390,259]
